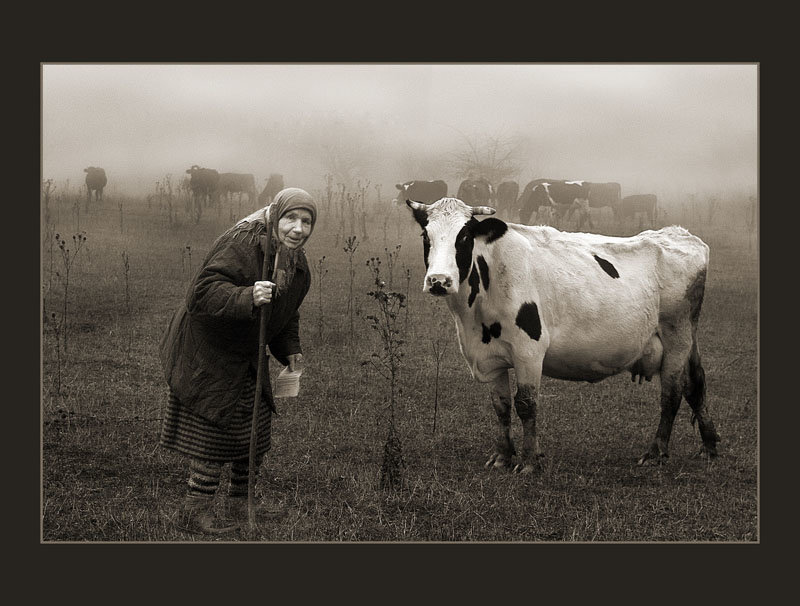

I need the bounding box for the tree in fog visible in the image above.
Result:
[295,113,384,188]
[447,129,527,185]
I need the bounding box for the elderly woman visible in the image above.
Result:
[159,187,317,535]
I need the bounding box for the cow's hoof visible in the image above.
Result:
[512,463,536,474]
[485,453,512,470]
[691,446,718,463]
[637,452,668,466]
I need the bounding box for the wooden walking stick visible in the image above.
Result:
[248,205,280,537]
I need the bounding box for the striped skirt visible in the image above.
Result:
[159,377,272,463]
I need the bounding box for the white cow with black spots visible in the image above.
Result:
[407,197,719,473]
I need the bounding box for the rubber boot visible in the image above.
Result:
[176,495,239,535]
[226,495,288,522]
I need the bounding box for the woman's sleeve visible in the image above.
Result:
[187,240,261,322]
[268,273,311,365]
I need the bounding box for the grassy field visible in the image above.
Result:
[40,183,758,542]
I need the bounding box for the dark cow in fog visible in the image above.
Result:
[619,194,658,228]
[185,165,220,207]
[217,172,257,203]
[393,180,448,205]
[518,179,589,226]
[565,182,623,229]
[494,181,519,218]
[258,173,285,205]
[84,167,107,203]
[457,177,493,206]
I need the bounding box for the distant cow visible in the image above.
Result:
[619,194,658,228]
[406,196,719,473]
[494,181,519,218]
[84,167,107,203]
[185,165,220,207]
[393,180,448,205]
[565,182,623,229]
[518,179,589,226]
[258,173,285,205]
[217,172,257,203]
[457,177,493,206]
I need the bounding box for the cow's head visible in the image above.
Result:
[518,184,549,224]
[407,197,503,296]
[392,181,411,205]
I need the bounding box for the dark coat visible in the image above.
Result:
[160,219,310,428]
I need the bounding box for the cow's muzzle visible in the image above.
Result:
[426,274,453,296]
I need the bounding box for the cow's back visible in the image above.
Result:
[588,182,622,208]
[483,224,706,329]
[85,167,107,188]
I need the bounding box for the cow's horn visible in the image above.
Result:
[471,206,497,216]
[406,199,429,211]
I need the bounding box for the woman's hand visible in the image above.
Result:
[287,353,304,372]
[253,281,276,306]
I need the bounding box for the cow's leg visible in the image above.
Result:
[512,359,544,474]
[639,319,691,465]
[684,337,720,460]
[485,370,514,469]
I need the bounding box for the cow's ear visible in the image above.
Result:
[396,184,403,190]
[407,200,428,227]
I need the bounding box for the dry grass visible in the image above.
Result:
[41,188,758,542]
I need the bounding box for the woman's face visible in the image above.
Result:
[277,208,313,249]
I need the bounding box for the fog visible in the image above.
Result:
[42,63,757,200]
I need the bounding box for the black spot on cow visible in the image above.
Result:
[409,204,428,228]
[472,218,508,243]
[476,255,490,290]
[593,254,620,279]
[467,263,480,307]
[481,322,502,344]
[515,302,541,340]
[455,220,476,283]
[686,268,707,325]
[421,231,430,269]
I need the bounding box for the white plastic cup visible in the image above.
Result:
[273,366,303,398]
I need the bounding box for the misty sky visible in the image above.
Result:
[41,63,757,197]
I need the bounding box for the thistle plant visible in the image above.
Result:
[316,256,328,338]
[324,173,334,215]
[72,196,81,233]
[50,312,63,398]
[365,257,407,491]
[343,235,359,339]
[42,220,56,324]
[181,245,193,282]
[384,244,401,288]
[122,251,131,316]
[357,179,370,242]
[54,232,87,354]
[335,183,347,245]
[122,251,133,356]
[403,266,412,336]
[42,179,56,227]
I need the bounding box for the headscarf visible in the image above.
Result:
[236,187,316,297]
[271,188,317,293]
[268,187,318,242]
